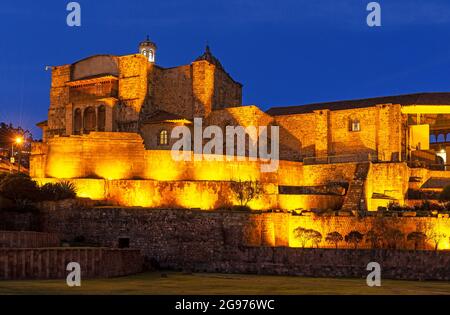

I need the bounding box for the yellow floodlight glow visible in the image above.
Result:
[15,137,23,145]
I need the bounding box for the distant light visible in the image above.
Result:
[15,137,23,145]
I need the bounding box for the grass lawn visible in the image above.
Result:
[1,272,450,295]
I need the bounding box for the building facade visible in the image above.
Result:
[32,39,450,211]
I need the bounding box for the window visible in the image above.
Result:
[351,119,361,132]
[118,238,130,249]
[158,130,168,145]
[73,108,82,135]
[97,105,106,132]
[83,106,96,132]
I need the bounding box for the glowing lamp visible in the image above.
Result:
[15,137,23,145]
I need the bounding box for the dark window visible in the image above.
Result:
[83,106,96,133]
[73,108,82,135]
[118,238,130,248]
[98,105,106,132]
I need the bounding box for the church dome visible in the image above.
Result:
[139,35,157,49]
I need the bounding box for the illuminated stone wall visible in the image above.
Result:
[31,132,412,211]
[37,204,450,251]
[36,204,450,279]
[273,104,403,162]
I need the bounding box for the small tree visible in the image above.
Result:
[308,229,322,248]
[230,180,264,207]
[345,231,364,249]
[293,227,309,248]
[407,231,427,251]
[0,174,41,203]
[386,229,405,249]
[325,232,343,249]
[427,230,447,251]
[365,230,382,249]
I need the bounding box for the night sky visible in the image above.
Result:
[2,0,450,138]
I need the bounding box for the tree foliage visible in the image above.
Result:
[40,181,77,201]
[230,180,264,207]
[345,231,364,249]
[294,227,322,248]
[325,231,343,248]
[407,231,427,251]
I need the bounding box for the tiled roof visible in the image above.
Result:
[266,92,450,116]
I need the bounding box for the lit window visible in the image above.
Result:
[159,130,168,145]
[351,119,361,132]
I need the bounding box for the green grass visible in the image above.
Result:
[1,272,450,295]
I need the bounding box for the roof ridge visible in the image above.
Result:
[266,92,450,116]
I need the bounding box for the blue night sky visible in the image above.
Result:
[2,0,450,138]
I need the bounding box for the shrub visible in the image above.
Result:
[427,230,447,251]
[407,231,427,251]
[230,180,264,207]
[0,174,41,203]
[293,227,322,248]
[40,181,77,201]
[325,231,343,249]
[385,229,404,249]
[308,230,322,248]
[365,230,382,248]
[0,172,8,184]
[345,231,364,249]
[293,227,309,248]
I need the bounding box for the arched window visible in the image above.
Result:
[430,134,437,143]
[73,108,82,135]
[83,106,96,133]
[446,133,450,142]
[148,50,154,62]
[98,105,106,132]
[158,130,168,145]
[438,134,445,143]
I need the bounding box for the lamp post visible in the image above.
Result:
[15,137,23,174]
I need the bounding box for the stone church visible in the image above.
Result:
[31,38,450,211]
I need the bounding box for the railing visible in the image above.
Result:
[303,153,378,165]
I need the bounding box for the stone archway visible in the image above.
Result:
[83,106,96,133]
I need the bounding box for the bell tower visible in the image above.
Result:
[139,36,157,63]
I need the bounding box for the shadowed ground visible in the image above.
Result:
[1,272,450,295]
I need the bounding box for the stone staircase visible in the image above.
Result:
[341,162,370,212]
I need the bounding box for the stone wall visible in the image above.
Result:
[273,105,403,162]
[194,247,450,281]
[0,231,59,248]
[0,248,143,280]
[31,131,411,211]
[38,204,450,254]
[36,204,450,280]
[0,211,39,231]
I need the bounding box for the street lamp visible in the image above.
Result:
[10,136,24,174]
